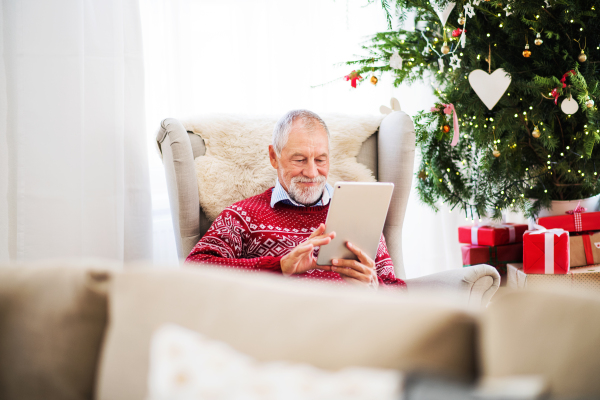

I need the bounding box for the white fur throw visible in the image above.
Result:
[183,114,383,221]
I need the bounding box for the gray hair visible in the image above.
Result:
[272,110,330,156]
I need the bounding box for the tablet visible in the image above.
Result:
[316,182,394,266]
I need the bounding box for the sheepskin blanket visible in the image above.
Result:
[183,114,383,221]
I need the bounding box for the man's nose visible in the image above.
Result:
[304,159,318,178]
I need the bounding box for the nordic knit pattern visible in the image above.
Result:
[186,188,406,289]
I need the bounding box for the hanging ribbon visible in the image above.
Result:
[551,70,577,105]
[582,234,595,265]
[566,200,587,232]
[344,70,362,88]
[442,103,460,146]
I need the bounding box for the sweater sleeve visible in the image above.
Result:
[374,234,407,289]
[185,209,283,273]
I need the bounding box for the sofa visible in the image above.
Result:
[1,260,599,400]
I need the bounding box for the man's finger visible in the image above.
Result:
[308,223,326,239]
[346,241,373,267]
[331,258,368,275]
[307,236,333,248]
[332,266,370,283]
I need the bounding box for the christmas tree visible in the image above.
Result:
[347,0,599,219]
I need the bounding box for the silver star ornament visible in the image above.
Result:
[464,3,475,18]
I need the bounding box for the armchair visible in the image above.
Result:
[156,104,500,306]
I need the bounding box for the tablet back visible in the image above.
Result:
[316,182,394,266]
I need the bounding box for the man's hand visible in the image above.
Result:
[281,223,335,276]
[331,242,379,289]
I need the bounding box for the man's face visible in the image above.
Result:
[269,120,329,206]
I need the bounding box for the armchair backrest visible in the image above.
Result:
[156,111,415,278]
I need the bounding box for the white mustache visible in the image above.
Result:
[291,175,326,183]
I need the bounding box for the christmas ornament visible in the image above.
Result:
[523,43,531,58]
[344,70,362,88]
[370,76,378,85]
[452,28,463,37]
[503,5,512,16]
[438,58,445,72]
[586,98,595,108]
[418,170,427,180]
[457,14,465,25]
[442,124,450,133]
[535,33,543,46]
[561,95,579,115]
[551,88,560,104]
[432,1,456,27]
[449,53,462,69]
[493,147,501,157]
[389,50,403,69]
[532,126,541,138]
[575,38,587,62]
[441,41,450,54]
[468,68,512,110]
[464,3,475,18]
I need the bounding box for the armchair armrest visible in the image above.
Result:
[404,265,501,307]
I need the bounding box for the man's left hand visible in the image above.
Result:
[331,242,379,289]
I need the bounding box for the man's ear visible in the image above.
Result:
[268,145,278,169]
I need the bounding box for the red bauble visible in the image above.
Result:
[452,28,464,37]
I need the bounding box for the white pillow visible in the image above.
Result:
[183,114,382,220]
[147,324,402,400]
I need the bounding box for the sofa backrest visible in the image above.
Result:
[96,266,477,400]
[0,261,114,400]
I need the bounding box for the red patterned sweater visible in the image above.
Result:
[186,188,406,288]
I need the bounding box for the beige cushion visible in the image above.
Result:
[480,290,600,398]
[0,261,112,400]
[96,266,477,400]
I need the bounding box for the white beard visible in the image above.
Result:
[287,175,327,206]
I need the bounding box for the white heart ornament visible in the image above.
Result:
[433,1,456,27]
[561,95,579,114]
[468,68,512,110]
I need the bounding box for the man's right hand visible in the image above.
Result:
[280,223,335,276]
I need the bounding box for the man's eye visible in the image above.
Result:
[293,159,305,162]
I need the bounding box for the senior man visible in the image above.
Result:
[186,110,406,289]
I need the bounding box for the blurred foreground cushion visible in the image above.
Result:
[96,266,478,400]
[480,289,600,398]
[0,261,112,400]
[147,323,402,400]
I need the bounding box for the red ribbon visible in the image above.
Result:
[582,234,595,265]
[566,201,587,232]
[552,70,576,104]
[442,103,460,147]
[345,70,362,88]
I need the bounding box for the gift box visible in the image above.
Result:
[523,228,570,274]
[462,243,523,284]
[507,263,600,292]
[570,231,600,268]
[458,223,528,246]
[537,211,600,233]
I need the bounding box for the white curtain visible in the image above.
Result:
[0,0,152,262]
[140,0,463,277]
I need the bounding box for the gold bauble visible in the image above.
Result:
[535,33,543,46]
[523,44,531,58]
[370,76,378,85]
[532,126,541,138]
[578,50,587,62]
[442,124,450,133]
[458,15,465,25]
[441,42,450,54]
[586,99,595,108]
[493,150,501,157]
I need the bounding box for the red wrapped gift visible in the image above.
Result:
[570,231,600,267]
[458,223,528,246]
[461,243,523,266]
[523,227,570,274]
[537,211,600,233]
